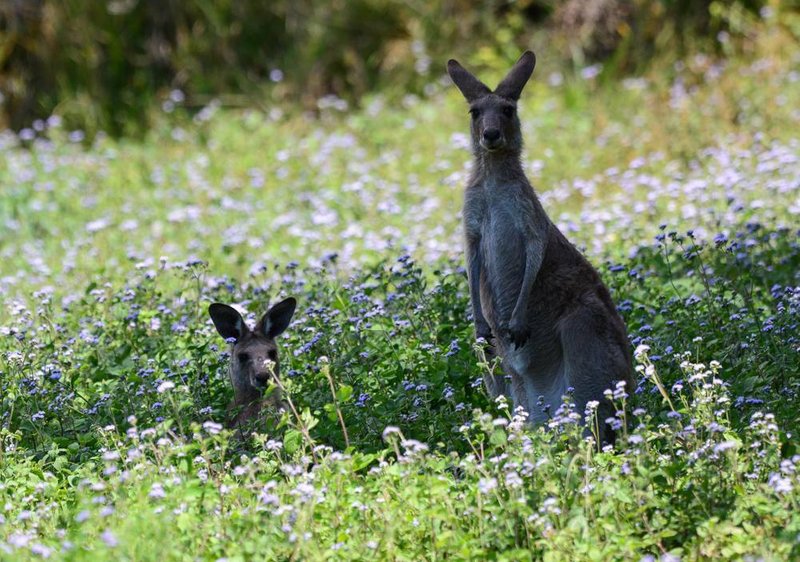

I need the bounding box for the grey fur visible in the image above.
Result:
[448,51,633,444]
[208,298,296,427]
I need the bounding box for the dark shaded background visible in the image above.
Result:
[0,0,787,137]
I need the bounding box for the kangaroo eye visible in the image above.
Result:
[503,106,514,118]
[237,352,250,363]
[469,108,481,119]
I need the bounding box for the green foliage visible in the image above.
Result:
[1,350,799,559]
[0,0,516,136]
[2,24,800,561]
[1,0,791,137]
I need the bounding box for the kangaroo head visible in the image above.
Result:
[208,298,296,399]
[447,51,536,153]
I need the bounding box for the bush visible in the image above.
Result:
[0,0,785,137]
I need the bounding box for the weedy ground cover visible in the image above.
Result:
[1,26,799,561]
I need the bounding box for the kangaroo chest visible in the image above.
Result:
[466,183,533,321]
[484,219,526,317]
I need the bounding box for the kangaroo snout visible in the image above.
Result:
[483,128,501,142]
[252,361,275,388]
[481,128,503,150]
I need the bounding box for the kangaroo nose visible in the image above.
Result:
[254,372,271,387]
[483,129,501,142]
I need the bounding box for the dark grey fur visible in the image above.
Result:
[208,298,296,427]
[447,51,633,444]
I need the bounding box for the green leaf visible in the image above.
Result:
[336,384,353,403]
[489,429,507,447]
[351,453,376,472]
[323,403,338,422]
[283,429,303,455]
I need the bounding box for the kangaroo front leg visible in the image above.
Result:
[468,239,508,398]
[504,228,547,348]
[467,239,492,342]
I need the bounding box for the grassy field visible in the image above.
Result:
[1,26,800,561]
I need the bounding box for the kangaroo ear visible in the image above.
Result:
[494,51,536,101]
[208,303,247,342]
[259,297,297,339]
[447,58,491,103]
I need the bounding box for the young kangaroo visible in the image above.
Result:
[447,51,633,444]
[208,298,296,427]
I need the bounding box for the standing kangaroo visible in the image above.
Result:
[208,298,296,427]
[447,51,633,444]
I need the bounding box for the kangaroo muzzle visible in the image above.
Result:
[252,358,277,389]
[481,127,504,150]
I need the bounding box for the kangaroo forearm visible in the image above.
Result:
[512,268,534,318]
[511,242,543,320]
[470,285,487,329]
[467,244,489,330]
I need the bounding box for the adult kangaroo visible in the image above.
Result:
[208,298,296,427]
[447,51,633,444]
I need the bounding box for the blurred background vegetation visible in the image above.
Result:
[0,0,797,138]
